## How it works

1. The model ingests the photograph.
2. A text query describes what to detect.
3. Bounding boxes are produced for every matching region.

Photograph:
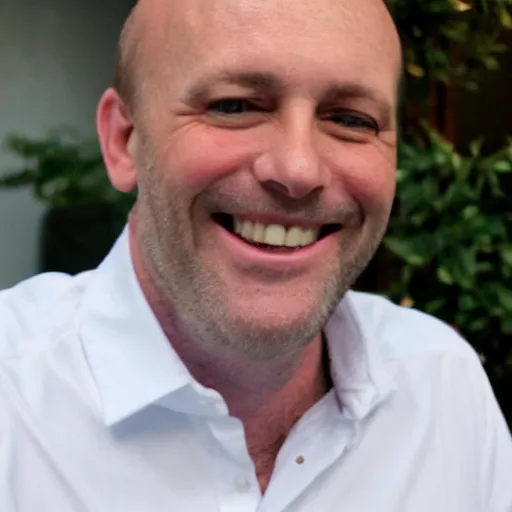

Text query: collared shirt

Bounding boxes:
[0,230,511,512]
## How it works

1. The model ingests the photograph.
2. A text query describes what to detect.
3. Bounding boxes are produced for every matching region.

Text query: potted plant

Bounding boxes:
[0,129,134,274]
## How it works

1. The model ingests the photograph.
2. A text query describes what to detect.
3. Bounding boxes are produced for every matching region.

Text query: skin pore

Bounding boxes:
[97,0,401,492]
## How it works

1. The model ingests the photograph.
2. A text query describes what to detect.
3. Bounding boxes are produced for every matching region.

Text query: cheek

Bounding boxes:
[330,144,396,215]
[161,127,260,194]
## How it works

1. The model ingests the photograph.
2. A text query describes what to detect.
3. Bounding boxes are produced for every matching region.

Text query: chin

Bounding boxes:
[236,292,320,320]
[226,322,319,360]
[225,296,333,350]
[232,273,344,320]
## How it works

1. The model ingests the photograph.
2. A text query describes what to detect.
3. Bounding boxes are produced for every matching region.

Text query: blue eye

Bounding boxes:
[330,112,380,134]
[208,99,255,115]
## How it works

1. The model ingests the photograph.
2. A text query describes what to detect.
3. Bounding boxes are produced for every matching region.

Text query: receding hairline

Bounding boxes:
[114,3,141,112]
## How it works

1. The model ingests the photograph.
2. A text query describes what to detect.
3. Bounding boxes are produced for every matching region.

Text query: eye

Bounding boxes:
[207,98,259,115]
[328,111,380,135]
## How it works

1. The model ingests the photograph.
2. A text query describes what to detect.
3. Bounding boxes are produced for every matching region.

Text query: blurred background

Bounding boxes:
[0,0,511,425]
[0,0,134,287]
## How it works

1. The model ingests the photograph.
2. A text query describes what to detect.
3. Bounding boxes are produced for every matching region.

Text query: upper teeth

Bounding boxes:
[234,218,319,247]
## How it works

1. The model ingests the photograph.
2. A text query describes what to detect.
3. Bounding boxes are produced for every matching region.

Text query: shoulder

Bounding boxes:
[0,271,93,358]
[346,292,512,497]
[344,290,503,426]
[345,290,480,363]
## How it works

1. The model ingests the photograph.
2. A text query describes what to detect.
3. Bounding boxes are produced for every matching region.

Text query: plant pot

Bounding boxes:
[39,202,124,275]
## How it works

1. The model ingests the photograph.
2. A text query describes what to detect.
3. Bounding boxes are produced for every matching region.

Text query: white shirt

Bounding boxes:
[0,230,511,512]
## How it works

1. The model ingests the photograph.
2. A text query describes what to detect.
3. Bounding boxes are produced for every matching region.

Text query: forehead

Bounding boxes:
[138,0,400,100]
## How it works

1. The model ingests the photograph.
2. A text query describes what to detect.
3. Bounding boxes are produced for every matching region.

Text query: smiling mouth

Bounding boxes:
[212,213,341,251]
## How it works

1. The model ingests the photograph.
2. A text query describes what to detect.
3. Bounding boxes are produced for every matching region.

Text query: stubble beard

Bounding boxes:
[135,155,388,363]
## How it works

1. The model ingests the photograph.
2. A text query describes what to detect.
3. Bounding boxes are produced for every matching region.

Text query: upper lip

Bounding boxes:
[222,213,340,230]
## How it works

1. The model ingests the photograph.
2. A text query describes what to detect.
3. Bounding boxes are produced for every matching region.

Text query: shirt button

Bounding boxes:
[234,474,251,493]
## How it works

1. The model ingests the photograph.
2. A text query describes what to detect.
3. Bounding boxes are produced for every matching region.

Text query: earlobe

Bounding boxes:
[96,88,137,193]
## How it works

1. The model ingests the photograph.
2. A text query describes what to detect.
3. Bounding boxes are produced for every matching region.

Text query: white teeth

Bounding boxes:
[285,226,304,247]
[252,222,266,243]
[301,229,317,246]
[264,225,287,246]
[241,220,254,240]
[233,218,320,248]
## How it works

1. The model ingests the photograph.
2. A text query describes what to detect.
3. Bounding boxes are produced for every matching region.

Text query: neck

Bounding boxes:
[129,220,332,490]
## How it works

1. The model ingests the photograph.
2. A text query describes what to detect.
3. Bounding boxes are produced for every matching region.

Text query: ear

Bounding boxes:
[97,88,138,193]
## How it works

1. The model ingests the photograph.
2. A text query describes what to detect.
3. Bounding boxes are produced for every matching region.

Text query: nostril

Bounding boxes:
[261,179,323,200]
[262,180,290,196]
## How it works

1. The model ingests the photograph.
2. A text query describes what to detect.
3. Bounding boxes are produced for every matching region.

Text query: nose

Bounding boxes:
[252,112,330,199]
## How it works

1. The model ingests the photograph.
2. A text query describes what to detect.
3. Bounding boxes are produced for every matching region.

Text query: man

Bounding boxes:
[1,0,511,510]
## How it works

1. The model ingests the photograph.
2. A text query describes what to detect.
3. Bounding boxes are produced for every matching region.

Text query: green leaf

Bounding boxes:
[462,206,479,220]
[477,261,494,273]
[468,317,489,332]
[425,297,447,315]
[501,318,512,335]
[478,283,500,310]
[487,171,505,197]
[483,56,500,70]
[459,293,476,312]
[470,139,483,157]
[496,286,512,313]
[383,237,427,266]
[500,8,512,29]
[437,266,454,285]
[396,168,408,182]
[451,153,463,170]
[450,248,476,289]
[491,43,509,54]
[0,170,35,187]
[483,217,507,239]
[493,160,512,173]
[501,245,512,267]
[412,25,422,38]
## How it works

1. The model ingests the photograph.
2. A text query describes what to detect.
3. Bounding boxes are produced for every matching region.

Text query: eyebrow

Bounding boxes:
[183,71,283,105]
[183,70,395,127]
[184,71,284,105]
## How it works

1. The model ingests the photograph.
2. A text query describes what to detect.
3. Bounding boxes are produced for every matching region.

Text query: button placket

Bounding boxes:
[205,416,262,512]
[234,474,252,493]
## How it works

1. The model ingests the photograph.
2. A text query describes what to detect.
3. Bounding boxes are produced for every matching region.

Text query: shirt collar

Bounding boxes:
[79,228,395,426]
[324,296,396,421]
[79,228,205,426]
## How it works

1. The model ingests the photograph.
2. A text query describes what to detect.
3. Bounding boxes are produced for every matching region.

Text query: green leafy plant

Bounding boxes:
[381,0,512,425]
[387,0,512,105]
[1,130,112,205]
[0,129,134,215]
[381,124,512,415]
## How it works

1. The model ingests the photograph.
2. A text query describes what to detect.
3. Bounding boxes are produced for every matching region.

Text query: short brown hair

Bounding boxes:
[113,5,139,112]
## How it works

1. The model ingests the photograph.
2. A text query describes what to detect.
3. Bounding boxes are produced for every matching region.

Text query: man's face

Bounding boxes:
[127,0,400,358]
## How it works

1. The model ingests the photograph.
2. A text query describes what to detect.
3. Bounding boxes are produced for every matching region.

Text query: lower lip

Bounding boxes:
[214,223,336,268]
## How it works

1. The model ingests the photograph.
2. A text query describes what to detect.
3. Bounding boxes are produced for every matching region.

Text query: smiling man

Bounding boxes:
[1,0,511,511]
